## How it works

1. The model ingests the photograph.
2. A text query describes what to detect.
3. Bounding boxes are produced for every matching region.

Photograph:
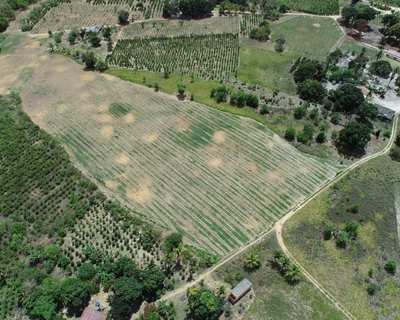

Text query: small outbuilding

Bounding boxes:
[228,278,252,304]
[87,26,101,34]
[376,104,396,122]
[80,307,107,320]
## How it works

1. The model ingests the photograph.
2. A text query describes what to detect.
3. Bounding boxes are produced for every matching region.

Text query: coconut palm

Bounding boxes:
[173,242,187,265]
[280,257,291,272]
[273,249,283,262]
[376,49,384,61]
[285,264,302,282]
[217,285,226,296]
[244,252,261,269]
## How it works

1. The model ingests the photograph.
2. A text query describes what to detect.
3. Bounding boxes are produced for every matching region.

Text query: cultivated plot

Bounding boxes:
[32,72,342,256]
[120,16,240,39]
[106,34,240,80]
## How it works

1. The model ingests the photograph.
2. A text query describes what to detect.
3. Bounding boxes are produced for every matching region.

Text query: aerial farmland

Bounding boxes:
[1,0,400,319]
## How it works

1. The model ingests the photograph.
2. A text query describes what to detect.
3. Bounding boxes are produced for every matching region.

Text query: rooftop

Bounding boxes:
[376,104,396,121]
[230,278,252,298]
[80,308,107,320]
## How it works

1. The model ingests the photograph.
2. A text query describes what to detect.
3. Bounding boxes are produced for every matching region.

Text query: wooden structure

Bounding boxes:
[80,307,107,320]
[228,278,252,304]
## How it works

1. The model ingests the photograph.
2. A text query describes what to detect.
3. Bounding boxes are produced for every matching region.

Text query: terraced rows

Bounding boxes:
[41,75,342,255]
[120,16,240,39]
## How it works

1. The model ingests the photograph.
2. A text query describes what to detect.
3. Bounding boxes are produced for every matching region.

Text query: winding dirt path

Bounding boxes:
[161,116,398,317]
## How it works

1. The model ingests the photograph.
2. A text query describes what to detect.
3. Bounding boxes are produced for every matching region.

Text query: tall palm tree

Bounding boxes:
[217,285,226,296]
[244,252,261,269]
[273,249,283,262]
[173,243,187,265]
[280,257,291,272]
[376,49,384,61]
[285,264,302,282]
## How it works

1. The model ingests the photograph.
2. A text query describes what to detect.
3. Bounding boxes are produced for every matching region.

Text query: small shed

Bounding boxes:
[87,26,101,34]
[80,307,107,320]
[228,278,252,304]
[376,104,396,122]
[358,85,370,97]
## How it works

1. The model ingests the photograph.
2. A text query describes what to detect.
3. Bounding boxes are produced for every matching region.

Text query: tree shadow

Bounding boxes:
[177,94,186,101]
[335,142,366,159]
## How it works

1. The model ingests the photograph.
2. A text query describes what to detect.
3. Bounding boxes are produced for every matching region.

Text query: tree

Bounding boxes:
[29,295,57,320]
[367,283,379,295]
[17,0,28,10]
[375,50,384,61]
[90,35,101,47]
[384,259,398,275]
[118,10,130,24]
[379,36,387,47]
[293,103,308,119]
[333,84,364,112]
[388,66,399,88]
[344,220,359,239]
[260,104,270,115]
[339,121,371,149]
[59,277,90,308]
[356,6,377,23]
[77,263,96,281]
[163,233,183,254]
[336,231,349,248]
[245,93,259,108]
[386,22,400,40]
[273,249,284,262]
[249,20,270,41]
[357,102,378,120]
[95,59,108,72]
[285,126,296,141]
[114,256,139,278]
[102,26,112,39]
[68,29,78,44]
[173,242,187,264]
[187,287,224,320]
[163,0,178,18]
[177,84,186,95]
[79,28,86,40]
[294,61,325,83]
[316,131,326,143]
[140,264,165,298]
[369,60,392,77]
[303,122,315,139]
[54,32,63,44]
[81,51,97,69]
[244,252,261,269]
[297,79,326,103]
[382,13,400,29]
[217,285,226,296]
[178,0,216,18]
[285,264,301,282]
[342,6,358,24]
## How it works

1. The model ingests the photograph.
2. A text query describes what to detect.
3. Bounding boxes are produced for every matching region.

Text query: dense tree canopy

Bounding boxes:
[177,0,216,17]
[339,121,371,149]
[297,79,326,102]
[163,233,183,253]
[187,287,224,320]
[294,61,326,83]
[333,84,364,112]
[369,60,392,77]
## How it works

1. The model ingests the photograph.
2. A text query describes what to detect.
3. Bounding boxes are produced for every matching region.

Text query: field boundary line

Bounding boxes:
[276,114,398,320]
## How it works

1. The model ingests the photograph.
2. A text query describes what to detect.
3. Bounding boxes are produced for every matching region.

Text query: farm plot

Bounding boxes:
[86,0,163,19]
[270,15,343,61]
[33,73,342,256]
[277,0,339,15]
[30,2,133,34]
[120,16,240,39]
[106,34,240,80]
[240,14,264,37]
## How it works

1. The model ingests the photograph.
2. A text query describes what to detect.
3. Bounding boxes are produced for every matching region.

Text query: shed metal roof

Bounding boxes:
[231,278,252,297]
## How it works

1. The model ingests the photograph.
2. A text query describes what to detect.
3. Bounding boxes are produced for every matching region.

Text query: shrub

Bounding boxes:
[260,104,270,115]
[345,220,359,239]
[323,225,334,240]
[336,231,349,248]
[316,131,326,143]
[384,259,398,275]
[293,104,307,119]
[285,127,296,141]
[367,283,379,295]
[296,131,309,143]
[346,204,360,213]
[95,59,108,72]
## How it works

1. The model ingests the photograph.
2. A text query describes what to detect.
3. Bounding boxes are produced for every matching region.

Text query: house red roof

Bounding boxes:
[80,308,107,320]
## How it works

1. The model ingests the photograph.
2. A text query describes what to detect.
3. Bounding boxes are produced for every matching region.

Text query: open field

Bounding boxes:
[270,16,343,61]
[120,16,240,38]
[30,2,132,34]
[210,233,345,319]
[0,33,343,257]
[283,155,400,319]
[238,45,296,94]
[107,33,240,80]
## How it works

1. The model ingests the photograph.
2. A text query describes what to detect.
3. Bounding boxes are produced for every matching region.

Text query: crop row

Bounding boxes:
[106,34,240,80]
[42,76,342,255]
[84,0,163,18]
[283,0,339,15]
[240,14,264,37]
[30,3,132,34]
[120,16,240,39]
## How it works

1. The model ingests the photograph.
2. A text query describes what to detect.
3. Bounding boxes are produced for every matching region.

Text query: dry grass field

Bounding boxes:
[2,34,342,257]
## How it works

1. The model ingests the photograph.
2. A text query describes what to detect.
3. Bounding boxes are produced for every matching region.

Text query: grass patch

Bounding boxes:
[271,15,343,61]
[283,155,400,319]
[0,33,25,53]
[214,233,346,319]
[238,45,296,94]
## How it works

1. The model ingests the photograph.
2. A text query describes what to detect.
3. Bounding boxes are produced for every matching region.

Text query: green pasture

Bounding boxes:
[238,45,296,94]
[271,16,343,61]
